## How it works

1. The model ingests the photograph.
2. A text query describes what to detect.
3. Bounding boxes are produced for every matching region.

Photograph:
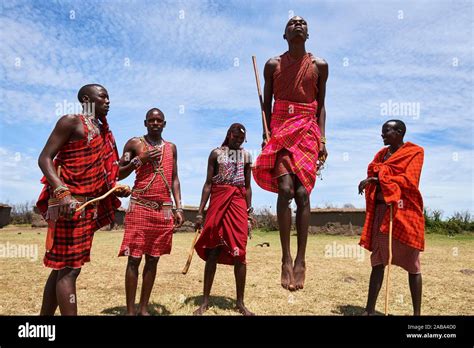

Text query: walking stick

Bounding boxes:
[384,204,393,316]
[75,184,130,212]
[182,228,201,275]
[252,56,270,142]
[45,166,61,252]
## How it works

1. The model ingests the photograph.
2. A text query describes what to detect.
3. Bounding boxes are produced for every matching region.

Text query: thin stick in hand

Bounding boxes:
[182,228,201,275]
[384,204,393,316]
[252,56,270,141]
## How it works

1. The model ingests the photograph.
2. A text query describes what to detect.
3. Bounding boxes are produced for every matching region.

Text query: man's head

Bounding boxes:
[382,119,406,146]
[284,16,309,43]
[77,84,110,119]
[222,123,246,150]
[144,108,166,136]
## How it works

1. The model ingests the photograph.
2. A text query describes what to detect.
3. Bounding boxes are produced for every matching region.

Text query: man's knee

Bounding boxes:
[127,256,142,270]
[145,255,159,267]
[58,267,81,281]
[295,186,309,206]
[278,181,295,201]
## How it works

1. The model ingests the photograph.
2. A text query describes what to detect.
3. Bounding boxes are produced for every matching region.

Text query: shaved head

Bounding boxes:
[384,119,406,136]
[146,108,165,120]
[77,84,106,103]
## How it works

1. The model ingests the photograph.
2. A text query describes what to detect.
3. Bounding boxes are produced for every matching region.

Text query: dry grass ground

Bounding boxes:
[0,225,472,316]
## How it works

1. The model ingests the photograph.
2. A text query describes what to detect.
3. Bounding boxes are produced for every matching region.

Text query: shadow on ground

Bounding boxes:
[184,295,236,310]
[101,302,171,316]
[332,304,384,316]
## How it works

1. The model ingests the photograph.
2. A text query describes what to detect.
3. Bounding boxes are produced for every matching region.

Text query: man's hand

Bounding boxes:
[194,214,203,230]
[59,195,79,220]
[139,147,162,164]
[114,185,131,198]
[358,177,378,195]
[318,143,328,164]
[175,210,184,228]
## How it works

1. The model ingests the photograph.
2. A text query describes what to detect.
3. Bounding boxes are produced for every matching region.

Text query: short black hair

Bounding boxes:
[146,108,165,120]
[77,84,105,103]
[384,119,406,136]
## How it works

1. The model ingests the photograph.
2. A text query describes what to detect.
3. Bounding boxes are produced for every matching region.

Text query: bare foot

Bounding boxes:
[293,261,306,290]
[235,302,255,316]
[125,312,136,316]
[137,311,151,316]
[193,303,209,316]
[281,261,296,291]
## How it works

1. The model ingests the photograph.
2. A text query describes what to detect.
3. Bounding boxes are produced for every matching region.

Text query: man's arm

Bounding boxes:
[38,115,82,219]
[263,58,278,139]
[315,58,329,160]
[195,150,218,229]
[38,115,79,189]
[170,143,184,227]
[244,152,252,210]
[118,138,140,180]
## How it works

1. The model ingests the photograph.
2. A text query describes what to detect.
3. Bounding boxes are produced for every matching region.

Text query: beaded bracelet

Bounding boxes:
[55,190,71,200]
[131,156,143,169]
[320,136,327,144]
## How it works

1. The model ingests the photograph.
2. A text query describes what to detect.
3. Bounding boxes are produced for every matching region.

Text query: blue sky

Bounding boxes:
[1,0,472,218]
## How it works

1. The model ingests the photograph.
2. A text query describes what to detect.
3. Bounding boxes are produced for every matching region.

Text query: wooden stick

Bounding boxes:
[384,204,393,316]
[75,184,130,212]
[45,166,62,252]
[182,228,201,275]
[252,56,270,141]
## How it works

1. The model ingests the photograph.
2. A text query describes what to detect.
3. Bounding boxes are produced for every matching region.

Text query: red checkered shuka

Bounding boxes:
[273,52,318,104]
[37,114,120,269]
[252,100,321,194]
[359,142,425,251]
[119,140,175,258]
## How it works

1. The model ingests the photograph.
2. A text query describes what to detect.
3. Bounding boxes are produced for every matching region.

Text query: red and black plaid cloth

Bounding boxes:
[360,142,425,251]
[118,140,175,258]
[273,51,318,104]
[37,115,120,269]
[252,100,321,194]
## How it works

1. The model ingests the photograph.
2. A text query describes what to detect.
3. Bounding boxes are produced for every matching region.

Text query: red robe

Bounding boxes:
[360,142,425,251]
[195,185,248,265]
[37,115,120,269]
[118,140,175,258]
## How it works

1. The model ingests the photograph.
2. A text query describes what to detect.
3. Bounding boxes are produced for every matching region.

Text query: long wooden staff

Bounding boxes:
[75,184,130,212]
[384,204,393,316]
[252,56,270,141]
[45,166,62,252]
[182,228,201,275]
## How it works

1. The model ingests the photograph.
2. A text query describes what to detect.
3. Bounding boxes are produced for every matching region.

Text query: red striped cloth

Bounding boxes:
[37,115,120,269]
[360,142,425,251]
[118,140,175,258]
[370,203,421,274]
[195,184,248,265]
[273,52,318,104]
[252,100,321,194]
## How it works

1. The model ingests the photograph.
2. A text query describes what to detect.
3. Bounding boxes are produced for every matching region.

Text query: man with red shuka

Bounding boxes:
[37,84,130,315]
[359,120,425,316]
[252,16,329,291]
[118,108,184,316]
[193,123,254,316]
